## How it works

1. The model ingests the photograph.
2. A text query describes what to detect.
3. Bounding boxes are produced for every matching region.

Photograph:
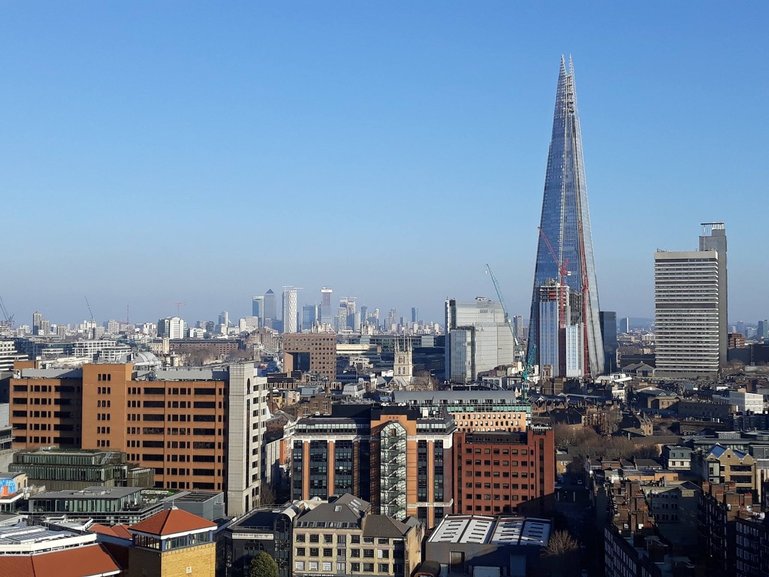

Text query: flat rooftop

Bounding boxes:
[428,515,551,548]
[32,487,141,500]
[0,523,95,549]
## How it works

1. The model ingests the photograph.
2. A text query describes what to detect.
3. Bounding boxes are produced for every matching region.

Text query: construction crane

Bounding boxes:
[84,296,96,339]
[485,264,519,349]
[485,264,533,386]
[0,297,14,330]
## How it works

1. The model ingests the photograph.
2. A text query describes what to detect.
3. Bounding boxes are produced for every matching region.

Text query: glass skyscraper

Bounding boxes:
[527,58,603,378]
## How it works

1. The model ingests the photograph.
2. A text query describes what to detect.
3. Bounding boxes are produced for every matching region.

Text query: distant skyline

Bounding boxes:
[2,3,767,325]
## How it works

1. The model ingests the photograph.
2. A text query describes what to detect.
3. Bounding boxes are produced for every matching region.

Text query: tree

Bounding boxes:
[543,529,580,556]
[250,551,278,577]
[540,530,581,577]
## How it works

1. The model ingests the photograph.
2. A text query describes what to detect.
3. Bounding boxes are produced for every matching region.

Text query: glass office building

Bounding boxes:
[528,58,603,378]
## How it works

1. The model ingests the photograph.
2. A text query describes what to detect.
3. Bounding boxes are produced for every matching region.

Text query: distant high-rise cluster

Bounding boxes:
[527,57,603,378]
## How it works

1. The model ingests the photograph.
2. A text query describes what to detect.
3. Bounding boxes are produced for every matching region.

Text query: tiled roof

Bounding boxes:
[0,543,120,577]
[90,523,133,540]
[129,507,215,537]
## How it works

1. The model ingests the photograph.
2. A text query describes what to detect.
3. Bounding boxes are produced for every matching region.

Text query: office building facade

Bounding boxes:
[10,361,268,516]
[600,310,618,374]
[527,58,603,378]
[282,333,337,384]
[452,428,555,515]
[283,287,298,334]
[655,245,724,377]
[320,287,333,328]
[699,222,728,366]
[445,298,515,384]
[290,406,454,529]
[264,289,277,329]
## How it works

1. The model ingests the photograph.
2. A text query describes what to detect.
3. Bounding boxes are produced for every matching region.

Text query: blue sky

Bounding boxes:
[1,2,767,326]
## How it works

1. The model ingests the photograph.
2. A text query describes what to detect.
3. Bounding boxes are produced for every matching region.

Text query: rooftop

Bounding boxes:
[295,494,370,529]
[31,487,140,500]
[0,543,120,577]
[428,515,551,548]
[129,507,216,538]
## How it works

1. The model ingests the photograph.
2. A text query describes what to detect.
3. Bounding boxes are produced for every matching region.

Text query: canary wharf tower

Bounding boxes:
[527,57,603,378]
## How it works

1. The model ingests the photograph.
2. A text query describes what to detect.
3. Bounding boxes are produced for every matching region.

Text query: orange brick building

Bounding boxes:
[452,427,555,515]
[10,361,268,516]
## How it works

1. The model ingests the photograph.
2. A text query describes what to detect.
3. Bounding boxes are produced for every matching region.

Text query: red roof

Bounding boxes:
[0,543,120,577]
[90,523,133,540]
[129,508,215,537]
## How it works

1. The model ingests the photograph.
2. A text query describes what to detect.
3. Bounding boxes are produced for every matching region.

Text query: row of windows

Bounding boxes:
[13,384,78,393]
[464,447,528,455]
[464,492,531,500]
[464,470,530,478]
[126,386,220,395]
[465,459,533,467]
[464,482,531,490]
[295,534,387,545]
[294,562,388,573]
[13,410,76,419]
[15,435,78,445]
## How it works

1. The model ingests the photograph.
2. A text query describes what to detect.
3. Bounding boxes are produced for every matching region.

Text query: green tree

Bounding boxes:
[250,551,278,577]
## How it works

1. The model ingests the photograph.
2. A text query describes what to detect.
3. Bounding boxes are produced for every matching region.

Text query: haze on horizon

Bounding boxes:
[1,2,767,327]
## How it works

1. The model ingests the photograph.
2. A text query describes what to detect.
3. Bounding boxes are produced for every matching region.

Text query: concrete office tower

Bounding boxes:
[320,287,333,327]
[32,311,43,336]
[263,289,276,329]
[282,287,298,333]
[528,57,603,378]
[445,298,515,384]
[157,316,186,339]
[699,222,728,366]
[655,248,722,377]
[411,307,419,324]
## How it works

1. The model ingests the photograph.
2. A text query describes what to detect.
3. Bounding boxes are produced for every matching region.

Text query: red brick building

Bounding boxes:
[452,427,555,515]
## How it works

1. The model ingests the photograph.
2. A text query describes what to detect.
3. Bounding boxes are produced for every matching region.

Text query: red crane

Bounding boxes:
[538,227,570,327]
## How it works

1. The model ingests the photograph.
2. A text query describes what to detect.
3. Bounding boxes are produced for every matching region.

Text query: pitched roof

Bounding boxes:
[296,494,371,528]
[128,507,215,538]
[0,543,120,577]
[362,514,410,538]
[90,523,132,540]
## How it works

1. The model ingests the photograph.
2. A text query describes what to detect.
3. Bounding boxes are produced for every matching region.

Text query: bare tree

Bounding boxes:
[540,530,581,577]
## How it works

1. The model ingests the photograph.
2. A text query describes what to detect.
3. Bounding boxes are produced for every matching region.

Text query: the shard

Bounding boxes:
[527,57,603,378]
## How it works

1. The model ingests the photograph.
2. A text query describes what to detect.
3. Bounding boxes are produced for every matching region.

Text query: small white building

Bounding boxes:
[728,390,765,414]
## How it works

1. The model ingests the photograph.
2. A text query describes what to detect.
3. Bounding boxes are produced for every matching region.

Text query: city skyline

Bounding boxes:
[2,3,768,325]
